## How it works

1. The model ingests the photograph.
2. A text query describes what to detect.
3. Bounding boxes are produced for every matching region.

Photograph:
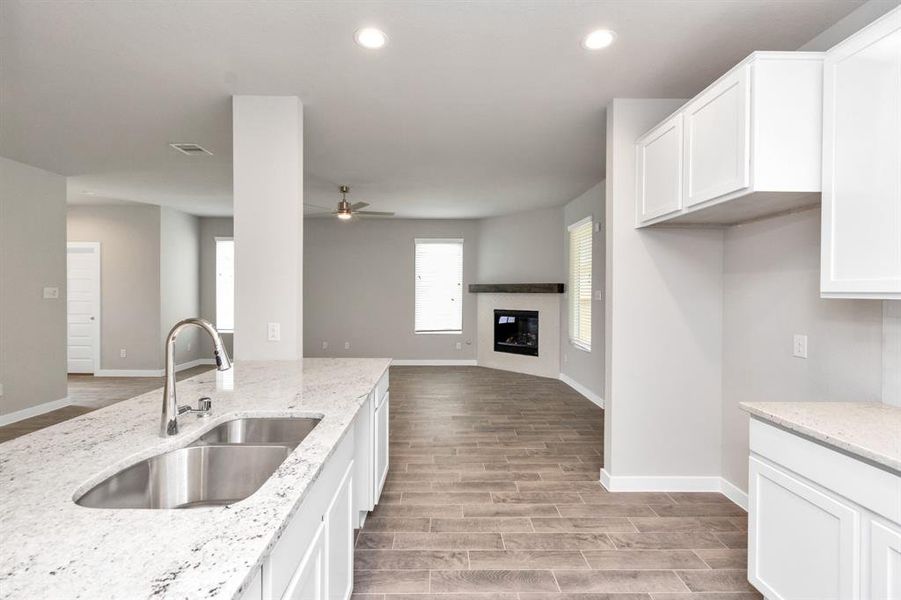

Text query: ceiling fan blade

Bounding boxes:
[356,210,395,217]
[350,202,370,210]
[303,203,334,210]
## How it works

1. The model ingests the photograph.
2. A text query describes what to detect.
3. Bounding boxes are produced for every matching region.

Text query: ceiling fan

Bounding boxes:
[307,185,395,220]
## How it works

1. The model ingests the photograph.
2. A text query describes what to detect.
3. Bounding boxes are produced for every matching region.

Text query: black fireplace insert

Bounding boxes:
[493,309,539,356]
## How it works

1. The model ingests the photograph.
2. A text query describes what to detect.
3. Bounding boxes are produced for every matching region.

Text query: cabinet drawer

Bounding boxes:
[749,456,861,600]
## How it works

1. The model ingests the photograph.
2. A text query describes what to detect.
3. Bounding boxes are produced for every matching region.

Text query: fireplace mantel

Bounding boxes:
[468,283,564,294]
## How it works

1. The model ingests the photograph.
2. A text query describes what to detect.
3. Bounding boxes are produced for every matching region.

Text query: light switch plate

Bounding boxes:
[321,341,328,350]
[43,286,59,299]
[267,322,281,342]
[344,341,350,350]
[793,334,808,359]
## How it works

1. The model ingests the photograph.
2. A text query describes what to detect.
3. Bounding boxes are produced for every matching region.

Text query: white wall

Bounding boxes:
[477,207,564,283]
[721,209,885,489]
[0,157,68,417]
[160,207,201,365]
[233,96,303,360]
[604,99,725,482]
[199,217,234,357]
[303,218,479,361]
[560,182,606,402]
[67,204,162,371]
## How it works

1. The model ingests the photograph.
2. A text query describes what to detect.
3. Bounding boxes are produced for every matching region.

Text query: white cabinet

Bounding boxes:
[282,522,325,600]
[820,7,901,299]
[325,463,354,600]
[683,64,750,207]
[749,456,860,599]
[374,390,389,498]
[869,519,901,600]
[353,390,374,527]
[749,418,901,600]
[240,568,263,600]
[636,52,824,227]
[636,113,683,222]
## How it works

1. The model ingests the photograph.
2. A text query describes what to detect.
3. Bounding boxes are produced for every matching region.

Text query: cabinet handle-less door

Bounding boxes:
[282,522,325,600]
[749,456,861,600]
[869,519,901,600]
[325,462,354,600]
[683,64,751,207]
[374,392,389,500]
[636,113,683,223]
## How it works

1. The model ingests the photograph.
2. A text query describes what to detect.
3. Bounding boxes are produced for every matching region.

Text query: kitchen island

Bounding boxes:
[0,358,390,600]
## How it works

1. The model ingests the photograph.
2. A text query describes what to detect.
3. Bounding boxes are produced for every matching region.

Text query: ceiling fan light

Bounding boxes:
[337,211,352,220]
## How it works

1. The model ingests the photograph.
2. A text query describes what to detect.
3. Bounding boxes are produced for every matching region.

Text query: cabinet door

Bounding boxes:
[683,64,751,207]
[374,392,389,501]
[749,456,861,600]
[353,391,374,525]
[821,8,901,298]
[636,113,683,223]
[325,462,354,600]
[870,519,901,600]
[282,522,325,600]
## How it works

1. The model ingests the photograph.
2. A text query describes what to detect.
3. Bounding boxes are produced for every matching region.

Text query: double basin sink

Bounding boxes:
[75,417,320,510]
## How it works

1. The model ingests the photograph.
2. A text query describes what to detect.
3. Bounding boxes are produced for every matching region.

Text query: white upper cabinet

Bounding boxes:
[636,113,683,222]
[636,52,824,227]
[683,64,751,207]
[820,7,901,299]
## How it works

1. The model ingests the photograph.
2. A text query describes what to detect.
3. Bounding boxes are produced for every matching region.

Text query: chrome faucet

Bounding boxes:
[161,318,232,437]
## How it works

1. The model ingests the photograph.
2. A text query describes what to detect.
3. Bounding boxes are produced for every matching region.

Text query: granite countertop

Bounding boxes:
[0,358,391,600]
[741,401,901,473]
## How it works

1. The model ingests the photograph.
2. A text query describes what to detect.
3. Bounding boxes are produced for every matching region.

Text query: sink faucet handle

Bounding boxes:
[198,397,212,412]
[177,397,213,417]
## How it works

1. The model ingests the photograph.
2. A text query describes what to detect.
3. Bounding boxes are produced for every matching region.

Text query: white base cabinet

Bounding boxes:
[749,419,901,600]
[352,370,389,528]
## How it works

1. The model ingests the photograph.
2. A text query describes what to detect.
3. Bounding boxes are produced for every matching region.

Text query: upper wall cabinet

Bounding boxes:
[636,52,824,227]
[820,7,901,300]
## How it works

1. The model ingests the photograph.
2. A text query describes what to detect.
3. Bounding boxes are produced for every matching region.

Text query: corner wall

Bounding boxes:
[0,157,68,418]
[477,207,564,283]
[160,207,202,365]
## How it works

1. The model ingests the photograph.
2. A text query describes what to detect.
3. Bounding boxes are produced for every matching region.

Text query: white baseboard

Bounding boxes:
[559,373,604,408]
[94,358,215,378]
[0,396,72,427]
[391,359,478,366]
[600,468,748,510]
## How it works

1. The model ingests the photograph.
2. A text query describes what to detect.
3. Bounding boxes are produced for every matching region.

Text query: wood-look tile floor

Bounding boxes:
[354,366,759,600]
[0,366,214,443]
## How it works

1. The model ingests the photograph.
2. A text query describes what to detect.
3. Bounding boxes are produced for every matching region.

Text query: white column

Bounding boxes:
[232,96,303,360]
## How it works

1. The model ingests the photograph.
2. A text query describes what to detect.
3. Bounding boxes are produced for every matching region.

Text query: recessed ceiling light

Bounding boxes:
[354,27,388,49]
[583,29,616,50]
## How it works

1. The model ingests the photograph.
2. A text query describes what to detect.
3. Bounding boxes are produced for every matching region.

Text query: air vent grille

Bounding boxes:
[169,143,213,156]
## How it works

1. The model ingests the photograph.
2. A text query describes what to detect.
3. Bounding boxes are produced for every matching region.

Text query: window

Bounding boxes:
[414,238,463,333]
[568,217,592,351]
[215,237,235,332]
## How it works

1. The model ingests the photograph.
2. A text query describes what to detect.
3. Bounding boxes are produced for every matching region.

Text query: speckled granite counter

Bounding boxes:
[0,358,390,600]
[741,401,901,474]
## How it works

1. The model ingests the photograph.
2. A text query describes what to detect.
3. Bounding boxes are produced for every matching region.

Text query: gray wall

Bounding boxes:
[199,217,234,357]
[560,182,606,400]
[477,207,564,283]
[160,207,201,364]
[67,204,162,371]
[303,218,479,360]
[0,157,68,417]
[721,209,884,490]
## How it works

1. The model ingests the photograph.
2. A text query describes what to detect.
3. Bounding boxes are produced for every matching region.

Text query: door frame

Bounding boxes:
[67,242,101,374]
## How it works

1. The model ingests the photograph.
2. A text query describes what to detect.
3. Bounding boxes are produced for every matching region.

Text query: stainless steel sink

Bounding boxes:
[75,444,292,509]
[191,417,320,449]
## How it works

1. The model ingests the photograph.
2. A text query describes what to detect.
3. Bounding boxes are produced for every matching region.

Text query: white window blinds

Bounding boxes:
[414,238,463,333]
[215,238,235,332]
[568,218,592,350]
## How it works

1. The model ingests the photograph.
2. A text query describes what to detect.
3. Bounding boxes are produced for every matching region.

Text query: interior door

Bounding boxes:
[67,243,100,374]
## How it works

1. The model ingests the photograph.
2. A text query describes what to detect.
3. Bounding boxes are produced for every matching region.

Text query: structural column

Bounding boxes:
[232,96,303,360]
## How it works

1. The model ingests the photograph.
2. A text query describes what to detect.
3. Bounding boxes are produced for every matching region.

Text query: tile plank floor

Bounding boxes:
[353,366,759,600]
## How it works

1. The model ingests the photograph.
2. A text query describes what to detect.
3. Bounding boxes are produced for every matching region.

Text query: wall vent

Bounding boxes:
[169,142,213,156]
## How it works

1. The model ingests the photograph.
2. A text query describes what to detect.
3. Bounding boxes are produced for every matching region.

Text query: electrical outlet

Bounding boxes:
[595,290,603,301]
[0,383,4,397]
[344,341,350,350]
[593,222,601,233]
[186,342,191,352]
[120,348,127,358]
[321,341,328,350]
[793,334,808,359]
[42,286,59,299]
[455,342,462,350]
[267,322,281,342]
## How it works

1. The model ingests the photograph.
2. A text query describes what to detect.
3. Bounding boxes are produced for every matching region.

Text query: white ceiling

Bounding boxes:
[1,1,861,218]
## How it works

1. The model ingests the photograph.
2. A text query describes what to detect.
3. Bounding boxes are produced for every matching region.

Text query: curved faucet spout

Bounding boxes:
[161,318,232,437]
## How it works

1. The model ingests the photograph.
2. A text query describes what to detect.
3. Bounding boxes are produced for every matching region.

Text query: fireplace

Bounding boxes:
[493,309,539,356]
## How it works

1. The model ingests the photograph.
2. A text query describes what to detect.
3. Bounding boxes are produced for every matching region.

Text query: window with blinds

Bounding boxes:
[568,217,592,351]
[414,238,464,334]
